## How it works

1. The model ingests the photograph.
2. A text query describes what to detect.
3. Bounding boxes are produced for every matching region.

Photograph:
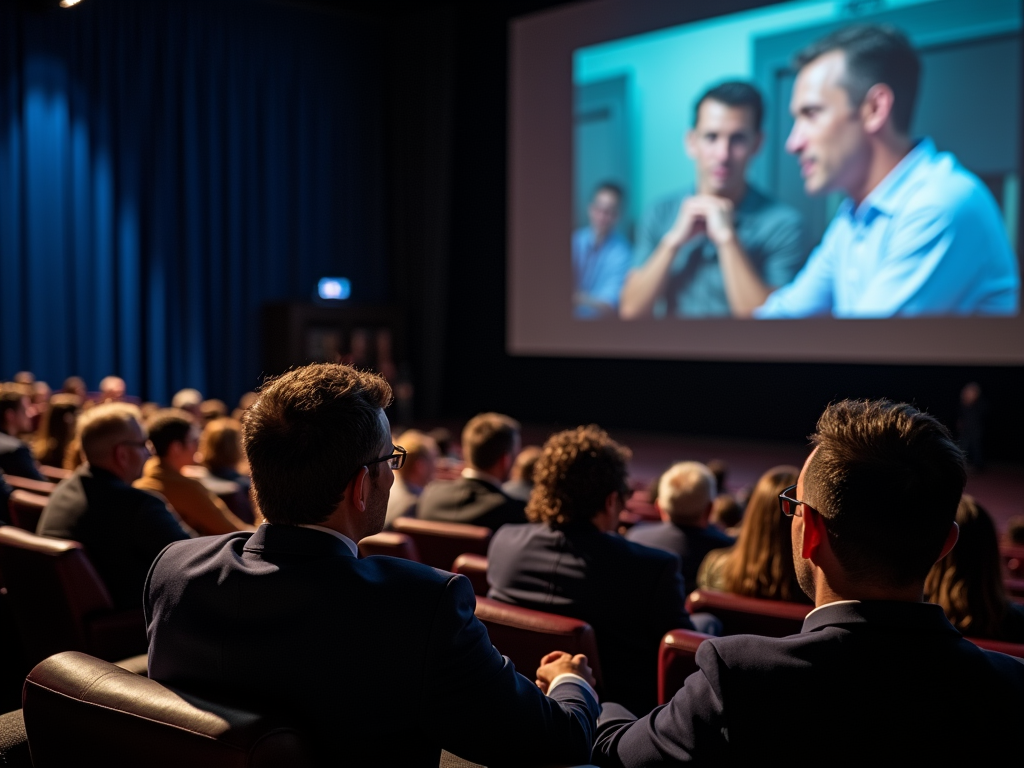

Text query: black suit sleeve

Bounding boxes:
[129,493,191,566]
[1,445,45,481]
[593,642,729,766]
[418,573,599,767]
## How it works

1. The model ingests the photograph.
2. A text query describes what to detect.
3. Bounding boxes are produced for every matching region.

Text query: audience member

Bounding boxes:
[705,458,728,495]
[488,425,716,716]
[198,416,254,523]
[231,390,258,422]
[384,429,438,528]
[924,494,1024,642]
[593,399,1024,766]
[626,461,734,589]
[0,389,46,480]
[502,444,542,502]
[709,493,743,535]
[134,409,253,535]
[37,403,190,610]
[33,393,81,467]
[696,465,806,602]
[61,376,87,399]
[171,388,203,421]
[418,412,527,530]
[958,382,986,470]
[146,363,599,766]
[199,398,228,425]
[1007,515,1024,546]
[98,375,126,403]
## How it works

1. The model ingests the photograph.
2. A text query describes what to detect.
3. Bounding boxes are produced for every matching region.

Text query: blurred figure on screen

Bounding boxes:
[573,182,631,318]
[621,81,805,319]
[755,25,1019,318]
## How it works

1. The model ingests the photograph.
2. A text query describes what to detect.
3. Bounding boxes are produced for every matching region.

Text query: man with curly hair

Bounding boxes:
[488,425,718,716]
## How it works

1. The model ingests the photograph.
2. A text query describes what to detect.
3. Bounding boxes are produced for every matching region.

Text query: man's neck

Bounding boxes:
[697,179,746,205]
[813,570,923,607]
[847,134,913,206]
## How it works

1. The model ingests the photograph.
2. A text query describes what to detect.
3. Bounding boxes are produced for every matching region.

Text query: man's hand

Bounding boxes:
[661,197,705,251]
[686,195,736,246]
[535,651,596,694]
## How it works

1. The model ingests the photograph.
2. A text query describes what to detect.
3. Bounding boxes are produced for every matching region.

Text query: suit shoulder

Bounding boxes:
[607,531,681,570]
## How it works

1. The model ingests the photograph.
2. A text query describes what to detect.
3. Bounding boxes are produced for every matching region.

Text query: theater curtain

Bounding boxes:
[0,0,385,404]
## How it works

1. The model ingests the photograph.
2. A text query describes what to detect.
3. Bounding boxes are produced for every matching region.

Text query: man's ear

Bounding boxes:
[861,83,895,135]
[684,129,697,159]
[801,507,828,562]
[350,466,370,512]
[937,522,959,561]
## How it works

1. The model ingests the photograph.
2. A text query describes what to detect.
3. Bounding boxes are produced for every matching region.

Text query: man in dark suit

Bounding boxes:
[593,399,1024,766]
[37,403,191,611]
[488,425,718,717]
[146,364,600,767]
[0,390,45,480]
[626,461,734,589]
[417,411,527,531]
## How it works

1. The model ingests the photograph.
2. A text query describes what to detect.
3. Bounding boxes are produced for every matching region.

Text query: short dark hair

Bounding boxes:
[243,364,393,525]
[693,81,764,133]
[794,24,920,135]
[146,409,195,457]
[527,425,631,528]
[462,413,520,471]
[804,399,965,586]
[592,181,624,202]
[0,390,26,432]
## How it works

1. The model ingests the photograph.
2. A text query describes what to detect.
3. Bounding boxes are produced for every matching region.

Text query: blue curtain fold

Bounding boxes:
[0,0,386,404]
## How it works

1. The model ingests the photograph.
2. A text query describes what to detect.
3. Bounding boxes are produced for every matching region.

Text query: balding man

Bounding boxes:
[37,403,190,611]
[626,461,735,590]
[384,429,439,528]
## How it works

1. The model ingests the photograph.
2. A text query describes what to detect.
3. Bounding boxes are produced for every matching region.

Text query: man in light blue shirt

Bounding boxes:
[572,182,631,319]
[753,25,1019,318]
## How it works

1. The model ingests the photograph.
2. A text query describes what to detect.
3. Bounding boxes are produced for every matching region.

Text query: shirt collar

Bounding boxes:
[296,524,359,557]
[852,137,936,219]
[461,467,505,489]
[805,599,861,621]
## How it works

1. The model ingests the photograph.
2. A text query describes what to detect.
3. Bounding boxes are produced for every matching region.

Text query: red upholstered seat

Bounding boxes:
[451,553,488,596]
[1001,544,1024,579]
[7,491,47,533]
[0,527,146,665]
[37,466,71,484]
[392,517,491,570]
[966,636,1024,659]
[358,531,420,561]
[23,651,316,768]
[3,476,56,496]
[474,596,603,688]
[658,629,714,704]
[624,491,660,522]
[686,588,811,637]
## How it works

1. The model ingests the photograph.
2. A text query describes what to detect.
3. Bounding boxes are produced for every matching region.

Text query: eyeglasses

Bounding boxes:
[365,445,406,471]
[778,484,812,518]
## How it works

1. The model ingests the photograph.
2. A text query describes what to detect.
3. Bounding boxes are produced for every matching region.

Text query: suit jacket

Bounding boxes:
[625,522,735,591]
[37,464,190,610]
[418,475,526,531]
[0,432,44,481]
[134,457,250,535]
[593,601,1024,767]
[0,471,11,523]
[145,524,599,767]
[488,522,693,716]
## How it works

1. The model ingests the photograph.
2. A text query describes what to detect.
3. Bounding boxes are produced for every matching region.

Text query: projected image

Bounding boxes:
[572,0,1022,320]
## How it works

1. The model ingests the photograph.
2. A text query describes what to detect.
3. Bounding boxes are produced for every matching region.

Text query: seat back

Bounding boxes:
[24,651,316,768]
[358,531,420,561]
[3,476,56,496]
[38,466,71,484]
[451,553,488,596]
[1001,544,1024,579]
[658,629,714,705]
[7,491,47,532]
[0,527,114,665]
[686,588,811,637]
[392,517,491,570]
[475,596,603,688]
[967,635,1024,660]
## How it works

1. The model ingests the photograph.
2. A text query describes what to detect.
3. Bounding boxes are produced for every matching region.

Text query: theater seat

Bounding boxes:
[3,476,56,496]
[392,517,491,571]
[23,651,316,768]
[38,466,71,484]
[686,588,811,637]
[474,596,603,689]
[7,491,47,532]
[967,636,1024,660]
[624,491,660,522]
[451,553,488,596]
[0,527,146,666]
[658,629,714,704]
[358,531,420,561]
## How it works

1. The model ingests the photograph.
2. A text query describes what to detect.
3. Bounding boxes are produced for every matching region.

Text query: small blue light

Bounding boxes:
[318,277,351,300]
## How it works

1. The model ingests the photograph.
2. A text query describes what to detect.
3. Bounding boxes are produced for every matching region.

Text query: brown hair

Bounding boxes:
[527,425,630,528]
[461,413,520,471]
[510,445,543,483]
[77,402,143,464]
[924,495,1010,639]
[720,465,804,602]
[200,417,244,470]
[33,394,82,466]
[145,409,195,458]
[243,363,392,525]
[804,399,965,586]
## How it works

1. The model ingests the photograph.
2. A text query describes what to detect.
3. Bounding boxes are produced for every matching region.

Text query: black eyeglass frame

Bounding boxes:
[365,445,406,471]
[778,484,814,518]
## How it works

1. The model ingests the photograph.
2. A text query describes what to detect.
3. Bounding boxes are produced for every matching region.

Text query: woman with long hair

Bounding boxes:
[925,494,1024,642]
[33,393,81,468]
[697,464,810,603]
